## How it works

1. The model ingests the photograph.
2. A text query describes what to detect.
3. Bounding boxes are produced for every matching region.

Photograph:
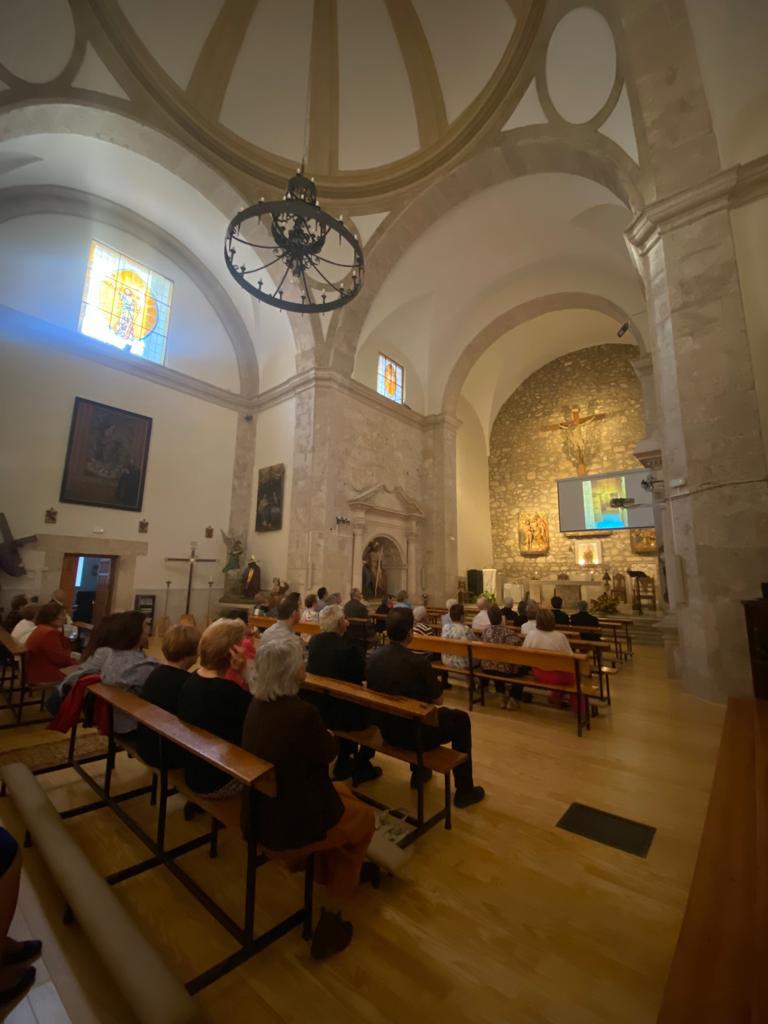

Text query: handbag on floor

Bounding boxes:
[367,809,415,877]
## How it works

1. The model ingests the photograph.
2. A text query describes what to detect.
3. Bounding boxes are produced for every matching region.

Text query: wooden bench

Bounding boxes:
[599,617,633,660]
[59,683,311,994]
[1,761,202,1024]
[657,698,768,1023]
[302,672,465,845]
[0,626,54,727]
[504,626,616,703]
[409,634,595,735]
[249,614,320,637]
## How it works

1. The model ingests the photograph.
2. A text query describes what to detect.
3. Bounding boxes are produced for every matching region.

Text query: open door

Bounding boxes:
[92,557,116,626]
[58,554,79,616]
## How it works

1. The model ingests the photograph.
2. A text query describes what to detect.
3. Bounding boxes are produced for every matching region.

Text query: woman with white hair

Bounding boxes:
[412,605,433,636]
[241,634,376,960]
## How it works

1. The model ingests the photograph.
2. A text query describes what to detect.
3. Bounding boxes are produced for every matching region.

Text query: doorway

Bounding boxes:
[59,554,118,626]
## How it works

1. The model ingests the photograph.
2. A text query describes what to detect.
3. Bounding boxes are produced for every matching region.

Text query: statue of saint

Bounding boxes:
[220,530,244,574]
[242,558,261,598]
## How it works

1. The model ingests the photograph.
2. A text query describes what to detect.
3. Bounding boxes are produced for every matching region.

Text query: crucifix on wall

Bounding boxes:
[544,403,611,476]
[165,542,216,615]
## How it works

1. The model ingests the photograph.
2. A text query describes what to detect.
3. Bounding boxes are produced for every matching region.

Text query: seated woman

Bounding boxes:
[480,605,525,707]
[136,623,201,768]
[10,605,38,647]
[99,612,158,736]
[25,602,75,687]
[412,605,433,636]
[241,634,375,960]
[176,619,252,799]
[521,608,577,710]
[440,602,474,672]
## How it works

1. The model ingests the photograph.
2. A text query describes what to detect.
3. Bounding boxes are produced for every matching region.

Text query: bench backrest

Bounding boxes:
[408,634,471,658]
[89,683,276,796]
[470,640,588,675]
[303,672,440,726]
[0,627,25,656]
[249,615,320,636]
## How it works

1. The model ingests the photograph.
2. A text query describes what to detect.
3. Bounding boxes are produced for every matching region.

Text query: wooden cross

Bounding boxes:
[165,543,216,615]
[0,514,37,577]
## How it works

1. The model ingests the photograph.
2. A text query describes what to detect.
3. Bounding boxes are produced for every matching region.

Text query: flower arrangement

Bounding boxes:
[590,592,619,615]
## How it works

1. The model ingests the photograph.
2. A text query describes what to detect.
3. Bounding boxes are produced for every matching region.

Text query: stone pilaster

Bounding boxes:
[229,412,256,543]
[421,414,459,604]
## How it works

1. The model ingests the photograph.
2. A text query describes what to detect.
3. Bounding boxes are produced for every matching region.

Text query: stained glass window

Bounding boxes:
[376,354,404,404]
[78,241,173,365]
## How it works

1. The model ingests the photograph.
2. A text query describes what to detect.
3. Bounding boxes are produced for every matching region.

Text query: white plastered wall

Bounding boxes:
[0,212,240,392]
[249,398,295,585]
[456,396,492,577]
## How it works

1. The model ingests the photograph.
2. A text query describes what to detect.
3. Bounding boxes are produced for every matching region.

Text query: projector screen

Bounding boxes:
[557,469,655,532]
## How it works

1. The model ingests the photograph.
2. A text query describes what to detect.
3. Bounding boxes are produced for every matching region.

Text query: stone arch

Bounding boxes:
[0,183,260,398]
[442,291,643,417]
[0,102,310,368]
[322,127,645,374]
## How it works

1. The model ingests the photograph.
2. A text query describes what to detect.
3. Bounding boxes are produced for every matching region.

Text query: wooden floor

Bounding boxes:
[0,648,725,1024]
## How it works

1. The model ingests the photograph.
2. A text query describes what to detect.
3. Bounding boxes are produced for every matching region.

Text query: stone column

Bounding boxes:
[350,516,365,594]
[421,414,459,604]
[406,521,418,598]
[229,412,256,542]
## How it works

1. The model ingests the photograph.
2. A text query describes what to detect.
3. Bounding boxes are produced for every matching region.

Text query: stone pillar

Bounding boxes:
[421,414,459,604]
[406,521,418,598]
[229,412,256,542]
[620,0,768,700]
[350,517,365,594]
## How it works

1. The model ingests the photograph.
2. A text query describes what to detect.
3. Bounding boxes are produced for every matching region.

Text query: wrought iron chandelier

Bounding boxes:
[224,166,364,314]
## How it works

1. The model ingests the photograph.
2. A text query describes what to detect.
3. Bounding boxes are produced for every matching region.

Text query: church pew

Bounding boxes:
[56,683,311,994]
[598,618,633,660]
[249,614,320,636]
[302,672,464,843]
[0,627,53,728]
[1,762,203,1024]
[503,627,616,702]
[657,698,768,1023]
[408,634,594,735]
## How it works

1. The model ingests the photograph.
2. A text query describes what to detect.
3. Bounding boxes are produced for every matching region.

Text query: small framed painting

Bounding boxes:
[574,539,603,566]
[60,397,152,512]
[255,463,285,532]
[630,527,657,554]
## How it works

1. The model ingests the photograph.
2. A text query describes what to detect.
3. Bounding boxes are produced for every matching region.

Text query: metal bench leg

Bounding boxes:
[244,839,257,944]
[209,817,220,859]
[67,722,78,765]
[416,727,425,828]
[156,765,169,851]
[149,772,158,807]
[444,772,452,831]
[302,854,314,940]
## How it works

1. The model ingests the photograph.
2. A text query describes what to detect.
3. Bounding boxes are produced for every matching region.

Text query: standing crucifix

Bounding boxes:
[165,542,216,615]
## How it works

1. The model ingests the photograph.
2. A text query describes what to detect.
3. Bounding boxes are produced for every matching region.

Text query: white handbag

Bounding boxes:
[367,809,415,877]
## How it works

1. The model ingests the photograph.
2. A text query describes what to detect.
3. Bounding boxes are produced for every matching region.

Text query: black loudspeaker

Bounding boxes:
[467,569,484,594]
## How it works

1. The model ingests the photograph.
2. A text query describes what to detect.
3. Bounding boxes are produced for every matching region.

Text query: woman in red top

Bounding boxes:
[25,603,74,685]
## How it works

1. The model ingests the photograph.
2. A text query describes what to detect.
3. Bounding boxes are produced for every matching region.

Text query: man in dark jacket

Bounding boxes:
[366,608,485,808]
[550,595,570,625]
[569,600,601,640]
[306,604,381,784]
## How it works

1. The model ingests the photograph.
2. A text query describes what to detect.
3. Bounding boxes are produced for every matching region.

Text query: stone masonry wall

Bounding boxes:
[489,344,657,585]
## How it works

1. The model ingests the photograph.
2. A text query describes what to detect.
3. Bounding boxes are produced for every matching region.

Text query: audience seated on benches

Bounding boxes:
[440,602,474,671]
[305,605,381,785]
[301,593,320,627]
[550,596,570,626]
[480,605,525,708]
[569,600,601,640]
[440,599,458,630]
[99,612,158,735]
[520,602,539,637]
[135,623,201,768]
[47,611,131,715]
[242,635,376,960]
[366,608,485,808]
[471,597,491,632]
[177,619,252,799]
[0,826,42,1009]
[25,602,75,687]
[412,605,433,636]
[260,597,303,646]
[522,608,577,710]
[343,589,368,620]
[9,604,37,647]
[500,597,523,627]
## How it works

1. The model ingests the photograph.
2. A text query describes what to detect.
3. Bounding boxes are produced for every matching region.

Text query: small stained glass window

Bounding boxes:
[376,354,404,404]
[78,240,173,365]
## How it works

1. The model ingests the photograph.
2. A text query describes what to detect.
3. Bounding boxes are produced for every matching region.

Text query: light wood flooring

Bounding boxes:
[0,648,725,1024]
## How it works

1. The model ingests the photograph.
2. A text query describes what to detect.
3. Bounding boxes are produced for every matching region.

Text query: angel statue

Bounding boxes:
[221,530,245,574]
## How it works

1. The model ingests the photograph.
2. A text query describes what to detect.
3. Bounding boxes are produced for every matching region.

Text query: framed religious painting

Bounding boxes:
[574,539,603,566]
[255,463,285,532]
[518,511,549,555]
[59,397,152,512]
[630,527,657,554]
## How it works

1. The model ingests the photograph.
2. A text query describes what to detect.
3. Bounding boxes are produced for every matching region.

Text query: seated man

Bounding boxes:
[260,597,302,646]
[306,605,381,784]
[366,608,485,808]
[393,590,411,608]
[343,589,368,620]
[550,596,570,626]
[471,596,491,632]
[569,599,601,640]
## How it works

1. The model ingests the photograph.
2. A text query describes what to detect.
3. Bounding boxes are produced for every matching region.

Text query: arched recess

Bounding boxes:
[0,103,309,367]
[322,125,645,374]
[442,291,644,417]
[0,184,260,398]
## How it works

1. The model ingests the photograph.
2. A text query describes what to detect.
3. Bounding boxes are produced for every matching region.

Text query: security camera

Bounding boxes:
[617,322,629,338]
